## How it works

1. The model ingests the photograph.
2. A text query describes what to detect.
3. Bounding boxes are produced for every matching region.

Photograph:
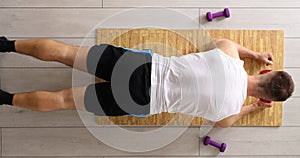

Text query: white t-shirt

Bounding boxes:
[150,48,248,122]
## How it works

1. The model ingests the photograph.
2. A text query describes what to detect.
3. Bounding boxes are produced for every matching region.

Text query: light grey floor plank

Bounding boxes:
[104,155,299,158]
[0,106,83,127]
[0,9,113,38]
[0,9,199,38]
[0,0,102,7]
[0,128,2,157]
[0,38,95,68]
[199,127,300,156]
[200,9,300,37]
[2,127,199,156]
[107,157,201,158]
[103,0,300,8]
[0,68,93,93]
[283,98,300,126]
[2,157,101,158]
[285,38,300,68]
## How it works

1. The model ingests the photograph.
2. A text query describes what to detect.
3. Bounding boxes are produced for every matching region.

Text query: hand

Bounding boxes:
[257,52,274,66]
[255,100,273,109]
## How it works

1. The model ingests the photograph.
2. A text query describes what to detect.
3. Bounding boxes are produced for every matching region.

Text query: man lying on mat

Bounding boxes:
[0,36,294,128]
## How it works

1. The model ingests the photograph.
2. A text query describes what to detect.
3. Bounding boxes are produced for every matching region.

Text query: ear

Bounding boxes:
[259,69,272,74]
[258,69,272,103]
[260,98,272,103]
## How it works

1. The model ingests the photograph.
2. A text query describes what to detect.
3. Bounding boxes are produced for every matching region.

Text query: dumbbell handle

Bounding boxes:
[212,11,225,18]
[208,140,222,148]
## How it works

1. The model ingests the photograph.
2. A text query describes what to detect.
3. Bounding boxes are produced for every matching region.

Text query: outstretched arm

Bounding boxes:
[235,41,274,65]
[215,39,274,65]
[214,101,272,128]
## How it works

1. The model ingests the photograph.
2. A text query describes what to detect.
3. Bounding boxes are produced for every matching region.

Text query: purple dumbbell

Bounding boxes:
[203,136,227,152]
[206,8,230,22]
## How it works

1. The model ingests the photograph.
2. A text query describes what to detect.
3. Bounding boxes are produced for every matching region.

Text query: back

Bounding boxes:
[200,48,248,121]
[150,48,248,122]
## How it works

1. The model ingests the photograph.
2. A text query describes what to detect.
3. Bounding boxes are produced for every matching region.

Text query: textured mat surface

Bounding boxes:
[95,28,284,126]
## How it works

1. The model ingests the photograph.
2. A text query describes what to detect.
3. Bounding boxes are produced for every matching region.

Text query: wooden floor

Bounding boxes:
[0,0,300,157]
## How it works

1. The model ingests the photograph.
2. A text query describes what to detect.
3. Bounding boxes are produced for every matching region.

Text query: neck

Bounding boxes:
[247,75,263,98]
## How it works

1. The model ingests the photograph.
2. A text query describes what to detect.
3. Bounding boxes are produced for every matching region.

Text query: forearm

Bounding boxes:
[215,103,261,128]
[235,103,261,121]
[235,42,259,59]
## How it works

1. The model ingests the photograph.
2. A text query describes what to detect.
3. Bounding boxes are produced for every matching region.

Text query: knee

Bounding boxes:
[39,39,70,62]
[61,89,75,110]
[55,45,78,66]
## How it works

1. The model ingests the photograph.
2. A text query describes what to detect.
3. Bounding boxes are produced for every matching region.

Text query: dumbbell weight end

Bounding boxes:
[206,8,230,22]
[203,136,227,152]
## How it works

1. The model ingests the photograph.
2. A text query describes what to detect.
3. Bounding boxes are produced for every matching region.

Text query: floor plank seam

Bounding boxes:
[0,7,103,9]
[101,6,300,9]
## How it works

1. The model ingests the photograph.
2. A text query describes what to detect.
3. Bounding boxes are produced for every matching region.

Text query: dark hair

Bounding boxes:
[264,71,294,101]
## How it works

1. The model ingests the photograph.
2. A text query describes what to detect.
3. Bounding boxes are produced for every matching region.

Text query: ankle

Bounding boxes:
[0,37,16,52]
[0,89,14,105]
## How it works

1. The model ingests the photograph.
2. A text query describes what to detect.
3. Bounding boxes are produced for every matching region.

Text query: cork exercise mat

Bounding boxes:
[95,28,284,126]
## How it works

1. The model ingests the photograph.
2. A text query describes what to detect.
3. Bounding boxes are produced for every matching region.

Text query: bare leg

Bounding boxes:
[14,39,90,72]
[12,86,87,112]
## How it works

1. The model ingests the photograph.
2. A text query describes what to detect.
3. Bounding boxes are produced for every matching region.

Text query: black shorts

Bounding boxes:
[84,44,152,117]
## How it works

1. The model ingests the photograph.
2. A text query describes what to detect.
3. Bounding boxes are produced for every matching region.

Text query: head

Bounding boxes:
[248,71,294,101]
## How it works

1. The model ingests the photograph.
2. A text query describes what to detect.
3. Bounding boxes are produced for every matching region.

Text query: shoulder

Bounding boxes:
[214,39,240,60]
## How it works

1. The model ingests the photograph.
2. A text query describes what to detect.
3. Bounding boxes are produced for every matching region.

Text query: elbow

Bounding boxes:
[214,123,231,128]
[214,38,231,44]
[214,120,234,128]
[216,125,231,128]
